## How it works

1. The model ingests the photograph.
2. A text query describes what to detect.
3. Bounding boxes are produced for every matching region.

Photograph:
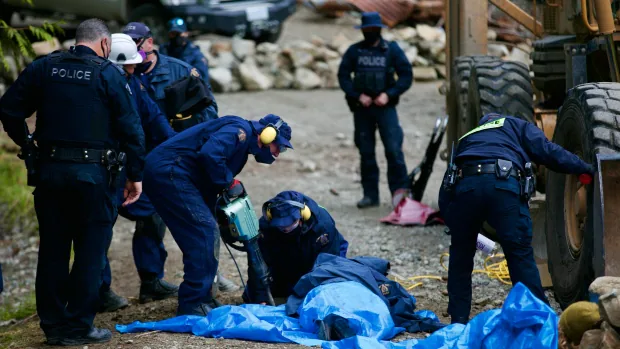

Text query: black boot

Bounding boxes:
[46,327,112,346]
[99,289,128,313]
[357,197,379,209]
[176,299,220,317]
[450,316,469,324]
[316,314,356,341]
[139,278,179,304]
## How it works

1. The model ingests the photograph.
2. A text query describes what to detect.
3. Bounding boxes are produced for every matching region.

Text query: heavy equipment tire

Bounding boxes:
[545,82,620,309]
[446,55,500,154]
[531,35,575,109]
[468,60,535,123]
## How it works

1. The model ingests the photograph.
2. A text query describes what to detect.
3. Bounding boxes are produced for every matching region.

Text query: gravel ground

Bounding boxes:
[0,7,560,348]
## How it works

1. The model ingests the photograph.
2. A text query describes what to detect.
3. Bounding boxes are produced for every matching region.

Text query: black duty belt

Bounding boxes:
[459,163,520,179]
[40,147,106,164]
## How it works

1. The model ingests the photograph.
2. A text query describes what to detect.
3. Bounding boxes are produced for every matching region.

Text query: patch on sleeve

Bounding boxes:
[190,67,200,78]
[238,129,246,142]
[125,83,132,95]
[379,283,390,296]
[316,234,329,246]
[139,83,146,91]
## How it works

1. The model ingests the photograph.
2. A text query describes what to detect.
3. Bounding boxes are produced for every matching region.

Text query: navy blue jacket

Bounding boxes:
[338,38,413,102]
[159,41,209,82]
[0,46,145,181]
[247,193,349,303]
[456,115,594,174]
[127,74,177,151]
[138,51,218,122]
[144,115,255,209]
[285,254,446,333]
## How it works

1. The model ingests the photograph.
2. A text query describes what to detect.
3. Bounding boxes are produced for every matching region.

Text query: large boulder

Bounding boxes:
[590,277,620,297]
[237,58,273,91]
[329,32,352,51]
[214,51,239,70]
[209,67,234,93]
[416,24,443,42]
[413,67,438,81]
[293,68,322,90]
[232,37,256,61]
[273,70,294,89]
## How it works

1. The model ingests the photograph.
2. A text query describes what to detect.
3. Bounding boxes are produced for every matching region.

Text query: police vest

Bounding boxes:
[37,50,112,148]
[353,42,395,97]
[459,118,506,141]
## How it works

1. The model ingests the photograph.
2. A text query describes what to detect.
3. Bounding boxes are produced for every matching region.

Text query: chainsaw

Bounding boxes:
[216,190,276,306]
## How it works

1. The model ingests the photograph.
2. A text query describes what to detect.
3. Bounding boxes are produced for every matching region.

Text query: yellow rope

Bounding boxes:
[391,253,512,290]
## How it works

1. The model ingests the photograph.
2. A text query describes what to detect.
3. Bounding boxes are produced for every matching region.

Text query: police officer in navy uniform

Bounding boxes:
[123,22,239,293]
[123,22,218,124]
[338,12,413,209]
[159,17,210,82]
[143,114,293,316]
[0,19,145,345]
[243,191,349,305]
[98,33,179,313]
[438,113,595,325]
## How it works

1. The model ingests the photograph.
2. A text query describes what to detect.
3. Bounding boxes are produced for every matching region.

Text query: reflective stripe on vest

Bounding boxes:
[458,118,506,141]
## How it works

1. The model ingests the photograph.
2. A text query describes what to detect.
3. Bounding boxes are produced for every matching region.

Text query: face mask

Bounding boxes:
[254,147,276,164]
[134,61,153,75]
[363,31,381,45]
[279,220,300,234]
[170,36,186,48]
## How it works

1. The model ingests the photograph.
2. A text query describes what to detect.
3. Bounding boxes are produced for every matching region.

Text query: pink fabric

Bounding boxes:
[380,197,444,226]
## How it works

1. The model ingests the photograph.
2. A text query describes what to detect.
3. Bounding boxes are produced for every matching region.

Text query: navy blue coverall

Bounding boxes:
[138,51,218,122]
[338,38,413,201]
[159,41,209,83]
[0,46,145,337]
[242,191,349,304]
[143,115,291,314]
[102,73,177,291]
[438,114,594,323]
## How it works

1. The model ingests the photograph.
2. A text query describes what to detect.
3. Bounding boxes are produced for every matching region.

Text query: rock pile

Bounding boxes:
[559,277,620,349]
[199,24,450,92]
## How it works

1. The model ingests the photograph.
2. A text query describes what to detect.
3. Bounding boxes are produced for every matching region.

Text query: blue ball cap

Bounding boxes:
[123,22,152,40]
[259,114,293,150]
[355,12,388,29]
[265,191,304,228]
[168,17,187,33]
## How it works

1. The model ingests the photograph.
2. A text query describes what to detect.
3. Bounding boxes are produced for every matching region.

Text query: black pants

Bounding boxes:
[440,173,548,319]
[353,105,408,200]
[34,162,116,337]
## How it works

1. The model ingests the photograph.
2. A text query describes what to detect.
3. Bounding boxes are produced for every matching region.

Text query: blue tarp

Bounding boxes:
[117,282,558,349]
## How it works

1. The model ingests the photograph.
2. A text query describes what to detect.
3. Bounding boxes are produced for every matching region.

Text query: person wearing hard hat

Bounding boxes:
[338,12,413,209]
[98,33,179,313]
[159,17,210,82]
[241,191,348,305]
[143,114,293,316]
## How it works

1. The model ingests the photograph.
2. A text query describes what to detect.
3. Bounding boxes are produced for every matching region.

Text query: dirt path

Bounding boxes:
[0,7,560,348]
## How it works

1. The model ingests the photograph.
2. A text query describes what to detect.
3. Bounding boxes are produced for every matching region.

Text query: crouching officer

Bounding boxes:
[123,22,218,125]
[159,17,210,82]
[439,113,595,325]
[338,12,413,209]
[98,33,180,313]
[0,19,145,345]
[242,191,349,305]
[143,114,293,316]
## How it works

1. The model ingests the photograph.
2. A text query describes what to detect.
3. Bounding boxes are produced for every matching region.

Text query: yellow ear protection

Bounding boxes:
[259,119,284,145]
[263,200,311,222]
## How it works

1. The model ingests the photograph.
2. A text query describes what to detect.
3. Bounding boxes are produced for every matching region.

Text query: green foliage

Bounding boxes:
[0,149,36,235]
[0,291,36,322]
[0,1,64,73]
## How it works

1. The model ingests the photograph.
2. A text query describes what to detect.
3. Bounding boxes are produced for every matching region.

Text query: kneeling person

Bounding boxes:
[243,191,349,304]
